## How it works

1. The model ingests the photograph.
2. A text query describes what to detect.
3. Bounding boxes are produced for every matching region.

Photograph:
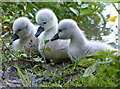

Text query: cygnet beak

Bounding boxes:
[51,33,59,41]
[11,33,19,41]
[35,26,44,37]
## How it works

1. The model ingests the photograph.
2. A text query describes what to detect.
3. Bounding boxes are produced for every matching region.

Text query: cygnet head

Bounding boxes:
[35,8,58,37]
[11,17,34,41]
[51,19,78,41]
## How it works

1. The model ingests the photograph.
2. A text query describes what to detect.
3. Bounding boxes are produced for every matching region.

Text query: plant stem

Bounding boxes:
[112,3,120,14]
[2,39,34,65]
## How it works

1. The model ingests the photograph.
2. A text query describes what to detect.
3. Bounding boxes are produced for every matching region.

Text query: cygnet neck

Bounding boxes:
[70,26,87,47]
[44,24,58,40]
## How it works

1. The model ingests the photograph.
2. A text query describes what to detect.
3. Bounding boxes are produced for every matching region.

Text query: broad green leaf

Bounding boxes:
[80,9,93,15]
[79,58,96,67]
[83,60,100,77]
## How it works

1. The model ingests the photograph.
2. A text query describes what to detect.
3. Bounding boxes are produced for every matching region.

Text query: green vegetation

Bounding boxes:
[1,2,119,87]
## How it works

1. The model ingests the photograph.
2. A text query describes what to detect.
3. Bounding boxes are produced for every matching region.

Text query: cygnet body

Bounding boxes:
[11,17,40,56]
[51,19,117,61]
[35,9,70,63]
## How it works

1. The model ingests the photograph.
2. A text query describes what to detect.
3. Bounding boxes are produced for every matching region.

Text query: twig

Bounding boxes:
[98,11,106,34]
[1,39,34,65]
[112,3,120,14]
[29,2,39,10]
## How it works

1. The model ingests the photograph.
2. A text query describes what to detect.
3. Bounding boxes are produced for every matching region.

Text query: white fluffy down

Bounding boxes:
[36,9,70,63]
[55,19,117,60]
[12,17,40,56]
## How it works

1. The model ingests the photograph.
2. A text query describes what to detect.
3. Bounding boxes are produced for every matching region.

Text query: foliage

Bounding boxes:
[16,66,32,87]
[15,50,119,87]
[1,2,119,87]
[2,2,117,40]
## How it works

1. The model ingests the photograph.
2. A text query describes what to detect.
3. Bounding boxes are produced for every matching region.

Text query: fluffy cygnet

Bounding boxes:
[51,19,117,61]
[35,8,70,63]
[11,17,40,56]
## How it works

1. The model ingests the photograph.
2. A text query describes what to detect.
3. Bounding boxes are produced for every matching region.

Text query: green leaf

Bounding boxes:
[45,47,51,52]
[25,69,31,86]
[39,84,49,87]
[83,60,100,77]
[70,7,79,16]
[43,70,63,81]
[100,66,107,72]
[78,58,96,67]
[109,50,118,55]
[107,67,117,76]
[81,4,89,9]
[16,66,28,86]
[98,3,106,12]
[80,9,93,15]
[44,40,49,44]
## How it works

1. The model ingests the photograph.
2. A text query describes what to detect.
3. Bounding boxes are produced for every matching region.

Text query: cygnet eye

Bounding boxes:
[43,21,47,24]
[18,29,21,32]
[59,29,62,32]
